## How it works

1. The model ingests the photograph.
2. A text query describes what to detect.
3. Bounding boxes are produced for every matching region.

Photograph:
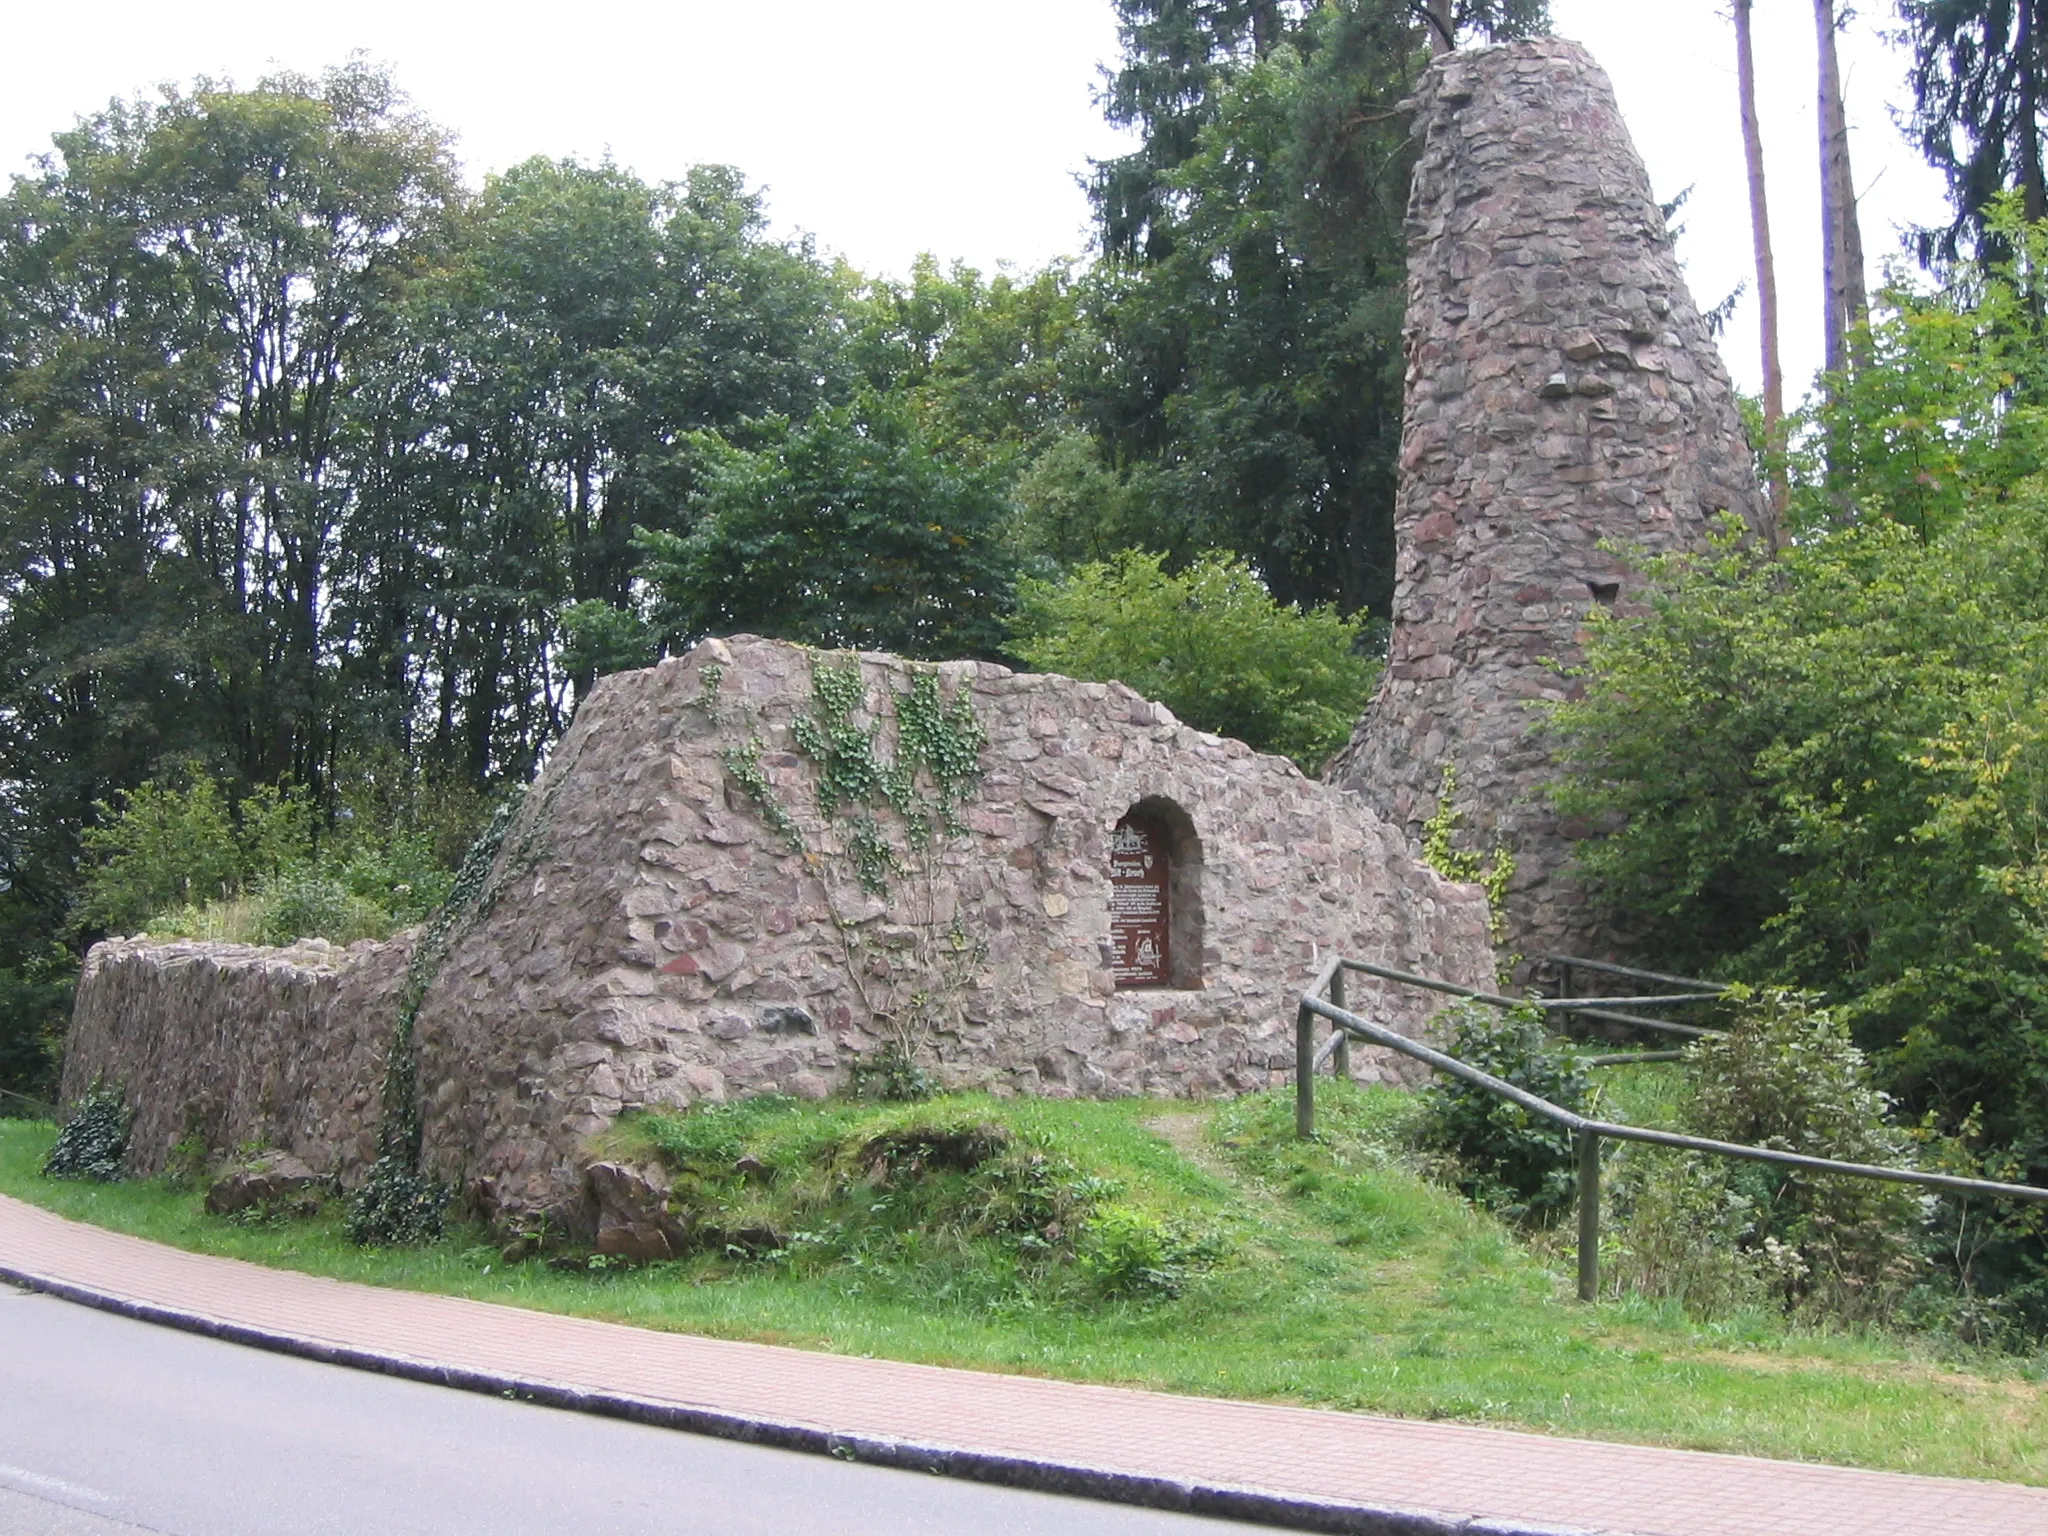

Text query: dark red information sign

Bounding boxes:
[1110,815,1169,987]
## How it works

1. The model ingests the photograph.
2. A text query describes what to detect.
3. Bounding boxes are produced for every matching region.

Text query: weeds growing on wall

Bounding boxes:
[1421,763,1515,945]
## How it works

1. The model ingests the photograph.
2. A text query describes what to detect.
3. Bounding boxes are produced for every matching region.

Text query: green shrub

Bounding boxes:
[1416,1003,1589,1223]
[253,868,387,947]
[74,774,252,936]
[1075,1206,1218,1299]
[847,1042,937,1102]
[42,1076,131,1181]
[76,763,479,948]
[344,1154,452,1246]
[1681,988,1927,1320]
[1603,1146,1774,1318]
[1010,548,1380,772]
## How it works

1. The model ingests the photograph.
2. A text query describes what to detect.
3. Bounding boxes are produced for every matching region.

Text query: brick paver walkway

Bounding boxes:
[2,1194,2043,1536]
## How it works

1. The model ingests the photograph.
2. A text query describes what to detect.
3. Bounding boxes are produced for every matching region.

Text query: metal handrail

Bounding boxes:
[1540,954,1730,993]
[1336,958,1724,1041]
[0,1085,54,1119]
[1293,961,2048,1303]
[1543,953,1729,1041]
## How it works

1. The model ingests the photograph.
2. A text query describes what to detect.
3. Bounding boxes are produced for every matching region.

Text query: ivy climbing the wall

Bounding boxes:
[712,654,990,1096]
[1422,762,1516,947]
[346,788,535,1245]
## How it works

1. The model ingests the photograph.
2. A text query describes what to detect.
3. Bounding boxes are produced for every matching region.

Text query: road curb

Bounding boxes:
[0,1258,1608,1536]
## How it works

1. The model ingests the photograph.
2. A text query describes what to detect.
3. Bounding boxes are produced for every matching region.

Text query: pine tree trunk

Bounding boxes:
[2023,1,2047,223]
[1816,0,1867,377]
[1427,0,1455,55]
[1736,0,1788,545]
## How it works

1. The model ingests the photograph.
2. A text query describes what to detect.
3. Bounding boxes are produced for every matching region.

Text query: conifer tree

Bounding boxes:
[1898,0,2048,261]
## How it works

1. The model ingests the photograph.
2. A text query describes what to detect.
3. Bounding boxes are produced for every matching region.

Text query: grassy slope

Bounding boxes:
[2,1084,2044,1485]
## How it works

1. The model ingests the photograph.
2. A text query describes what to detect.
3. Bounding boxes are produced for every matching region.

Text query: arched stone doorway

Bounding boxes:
[1109,798,1204,990]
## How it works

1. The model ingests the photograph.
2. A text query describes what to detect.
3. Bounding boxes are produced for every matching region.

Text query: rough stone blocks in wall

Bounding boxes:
[1328,37,1765,969]
[63,636,1493,1228]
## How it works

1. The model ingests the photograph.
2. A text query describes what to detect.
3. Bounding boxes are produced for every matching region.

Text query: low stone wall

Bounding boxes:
[64,636,1493,1223]
[62,936,412,1178]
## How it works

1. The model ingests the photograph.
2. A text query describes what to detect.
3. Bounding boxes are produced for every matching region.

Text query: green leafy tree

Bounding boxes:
[1010,548,1378,770]
[1549,500,2048,1216]
[1547,221,2048,1315]
[636,394,1019,660]
[347,157,846,775]
[1788,200,2048,533]
[0,949,74,1106]
[0,63,458,961]
[556,599,659,684]
[843,256,1089,466]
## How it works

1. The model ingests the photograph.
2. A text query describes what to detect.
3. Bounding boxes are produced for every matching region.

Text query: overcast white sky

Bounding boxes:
[3,1,1947,404]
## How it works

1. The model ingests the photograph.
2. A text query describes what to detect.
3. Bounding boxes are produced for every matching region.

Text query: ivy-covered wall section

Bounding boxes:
[63,636,1493,1232]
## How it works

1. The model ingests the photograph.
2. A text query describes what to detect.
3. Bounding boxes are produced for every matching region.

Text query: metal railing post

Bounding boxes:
[1558,959,1576,1038]
[1330,966,1350,1082]
[1576,1128,1601,1303]
[1296,1002,1316,1140]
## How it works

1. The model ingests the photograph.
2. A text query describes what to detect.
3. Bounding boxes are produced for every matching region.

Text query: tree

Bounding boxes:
[842,255,1090,467]
[1782,204,2048,541]
[1010,548,1379,770]
[1547,236,2048,1312]
[1735,0,1789,536]
[0,62,459,943]
[1550,503,2048,1306]
[0,70,857,985]
[1082,1,1549,618]
[366,157,845,770]
[1410,1,1549,54]
[1898,0,2048,262]
[1816,0,1870,377]
[635,394,1018,661]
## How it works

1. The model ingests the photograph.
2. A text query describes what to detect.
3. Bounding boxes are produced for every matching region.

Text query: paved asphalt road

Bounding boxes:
[0,1283,1250,1535]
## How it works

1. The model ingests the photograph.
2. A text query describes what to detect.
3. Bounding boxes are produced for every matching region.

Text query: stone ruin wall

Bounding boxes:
[66,636,1492,1220]
[1330,38,1765,968]
[67,936,413,1178]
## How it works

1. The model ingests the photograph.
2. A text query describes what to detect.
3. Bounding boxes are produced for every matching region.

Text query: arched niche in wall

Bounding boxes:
[1108,797,1204,990]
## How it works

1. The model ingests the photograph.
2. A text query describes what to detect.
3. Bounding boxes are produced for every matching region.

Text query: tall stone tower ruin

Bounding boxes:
[1330,38,1764,966]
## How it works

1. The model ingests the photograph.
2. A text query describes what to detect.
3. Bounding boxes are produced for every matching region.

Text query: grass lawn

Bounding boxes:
[4,1081,2045,1486]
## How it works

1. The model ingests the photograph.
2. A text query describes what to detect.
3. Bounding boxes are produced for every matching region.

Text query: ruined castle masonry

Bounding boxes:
[66,637,1491,1224]
[55,38,1751,1222]
[1330,38,1764,964]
